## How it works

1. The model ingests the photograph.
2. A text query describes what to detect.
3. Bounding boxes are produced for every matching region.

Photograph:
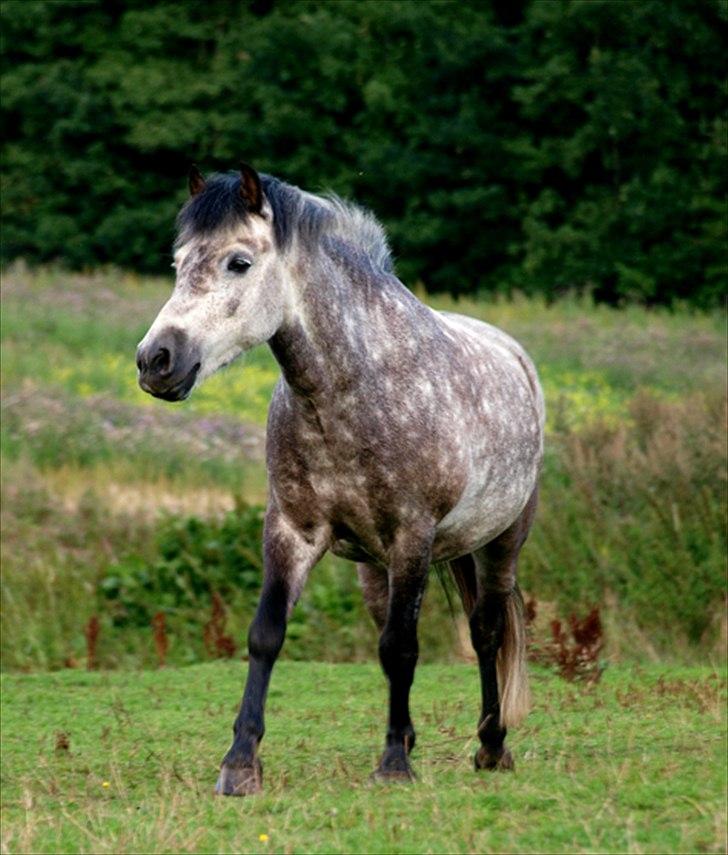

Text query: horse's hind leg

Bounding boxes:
[462,488,537,772]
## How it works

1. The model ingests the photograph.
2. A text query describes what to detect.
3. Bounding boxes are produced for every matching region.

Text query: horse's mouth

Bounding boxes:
[146,362,201,402]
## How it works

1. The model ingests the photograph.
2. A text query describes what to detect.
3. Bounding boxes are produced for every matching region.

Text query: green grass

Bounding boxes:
[1,661,725,854]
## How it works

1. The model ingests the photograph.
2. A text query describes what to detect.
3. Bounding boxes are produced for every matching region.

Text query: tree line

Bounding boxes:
[1,0,725,306]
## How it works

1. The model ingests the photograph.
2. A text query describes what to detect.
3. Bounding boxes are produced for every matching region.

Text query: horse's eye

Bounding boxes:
[227,256,251,274]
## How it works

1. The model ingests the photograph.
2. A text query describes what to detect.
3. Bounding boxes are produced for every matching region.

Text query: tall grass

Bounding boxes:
[1,266,725,670]
[522,389,726,655]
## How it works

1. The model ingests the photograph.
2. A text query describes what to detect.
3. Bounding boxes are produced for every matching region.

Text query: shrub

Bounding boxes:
[100,500,264,626]
[521,389,727,652]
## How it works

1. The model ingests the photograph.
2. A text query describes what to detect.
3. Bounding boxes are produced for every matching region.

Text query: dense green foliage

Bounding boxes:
[100,503,265,626]
[2,661,726,853]
[1,0,725,305]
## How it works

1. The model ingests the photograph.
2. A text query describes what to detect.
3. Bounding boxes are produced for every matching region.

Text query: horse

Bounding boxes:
[136,163,545,796]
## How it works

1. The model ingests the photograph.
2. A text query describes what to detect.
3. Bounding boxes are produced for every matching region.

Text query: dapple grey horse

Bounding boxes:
[136,164,544,795]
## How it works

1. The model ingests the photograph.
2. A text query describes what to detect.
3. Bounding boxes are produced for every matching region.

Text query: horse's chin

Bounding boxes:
[197,347,246,385]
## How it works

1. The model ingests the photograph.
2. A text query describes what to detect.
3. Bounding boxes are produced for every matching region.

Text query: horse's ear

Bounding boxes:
[239,162,263,214]
[188,164,206,196]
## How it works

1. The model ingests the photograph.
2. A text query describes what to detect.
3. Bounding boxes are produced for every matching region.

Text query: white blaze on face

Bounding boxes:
[138,213,291,391]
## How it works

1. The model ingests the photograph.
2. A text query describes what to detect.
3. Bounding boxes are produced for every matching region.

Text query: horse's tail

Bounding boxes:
[447,558,530,729]
[496,583,530,728]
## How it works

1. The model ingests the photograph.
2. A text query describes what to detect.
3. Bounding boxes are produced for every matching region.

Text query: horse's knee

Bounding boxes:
[378,627,418,678]
[248,615,285,664]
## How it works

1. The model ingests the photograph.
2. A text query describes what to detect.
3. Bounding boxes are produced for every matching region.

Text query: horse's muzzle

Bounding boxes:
[136,328,201,402]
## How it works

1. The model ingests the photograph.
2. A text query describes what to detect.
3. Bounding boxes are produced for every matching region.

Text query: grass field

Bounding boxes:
[1,265,726,853]
[1,661,726,854]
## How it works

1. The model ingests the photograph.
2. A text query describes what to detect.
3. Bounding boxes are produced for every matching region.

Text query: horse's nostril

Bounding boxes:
[150,347,171,375]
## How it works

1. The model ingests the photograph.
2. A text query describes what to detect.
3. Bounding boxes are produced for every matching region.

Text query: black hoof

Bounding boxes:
[474,745,514,772]
[372,747,415,782]
[214,758,263,796]
[371,765,415,782]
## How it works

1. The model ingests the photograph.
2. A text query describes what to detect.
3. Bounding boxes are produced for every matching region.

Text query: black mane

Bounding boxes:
[175,171,393,271]
[176,172,331,251]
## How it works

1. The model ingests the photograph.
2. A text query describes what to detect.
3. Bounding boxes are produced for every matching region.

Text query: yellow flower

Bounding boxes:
[102,781,110,788]
[258,833,269,842]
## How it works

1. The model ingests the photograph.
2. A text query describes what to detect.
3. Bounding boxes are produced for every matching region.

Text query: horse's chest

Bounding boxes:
[286,410,464,551]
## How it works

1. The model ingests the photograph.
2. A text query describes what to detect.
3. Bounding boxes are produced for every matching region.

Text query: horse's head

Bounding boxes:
[136,164,288,401]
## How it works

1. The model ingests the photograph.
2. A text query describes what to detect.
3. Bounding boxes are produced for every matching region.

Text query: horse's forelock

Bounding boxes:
[175,171,393,273]
[175,172,249,244]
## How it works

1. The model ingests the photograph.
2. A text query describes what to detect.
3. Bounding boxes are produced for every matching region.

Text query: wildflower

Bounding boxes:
[259,833,269,842]
[102,781,111,789]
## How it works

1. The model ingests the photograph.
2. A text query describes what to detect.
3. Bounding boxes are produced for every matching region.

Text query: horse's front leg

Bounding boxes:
[374,530,433,781]
[215,507,327,796]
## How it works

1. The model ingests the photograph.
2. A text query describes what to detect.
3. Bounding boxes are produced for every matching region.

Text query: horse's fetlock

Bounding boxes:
[386,723,416,752]
[233,721,263,746]
[478,714,506,746]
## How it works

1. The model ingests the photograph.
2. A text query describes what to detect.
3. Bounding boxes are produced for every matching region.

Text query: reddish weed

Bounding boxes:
[151,612,168,668]
[84,615,100,670]
[526,599,604,683]
[203,592,236,659]
[54,731,70,752]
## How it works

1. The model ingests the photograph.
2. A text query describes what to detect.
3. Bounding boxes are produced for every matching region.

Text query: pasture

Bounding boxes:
[1,266,726,852]
[1,661,726,854]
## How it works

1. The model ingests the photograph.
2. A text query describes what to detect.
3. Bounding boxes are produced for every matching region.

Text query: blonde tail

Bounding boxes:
[496,585,530,728]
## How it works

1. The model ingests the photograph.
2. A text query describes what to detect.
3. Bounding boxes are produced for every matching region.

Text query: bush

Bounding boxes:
[97,502,457,664]
[521,389,727,653]
[101,500,264,626]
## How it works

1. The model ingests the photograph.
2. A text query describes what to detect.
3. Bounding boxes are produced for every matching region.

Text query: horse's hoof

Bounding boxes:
[372,748,415,782]
[371,766,415,783]
[474,745,514,772]
[214,759,263,796]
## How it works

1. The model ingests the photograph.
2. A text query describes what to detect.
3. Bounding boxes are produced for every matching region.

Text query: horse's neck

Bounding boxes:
[269,246,431,399]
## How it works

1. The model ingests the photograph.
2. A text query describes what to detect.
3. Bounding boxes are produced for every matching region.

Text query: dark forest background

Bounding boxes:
[1,0,726,306]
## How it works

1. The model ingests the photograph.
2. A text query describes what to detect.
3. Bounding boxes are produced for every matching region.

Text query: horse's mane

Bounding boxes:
[176,171,393,273]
